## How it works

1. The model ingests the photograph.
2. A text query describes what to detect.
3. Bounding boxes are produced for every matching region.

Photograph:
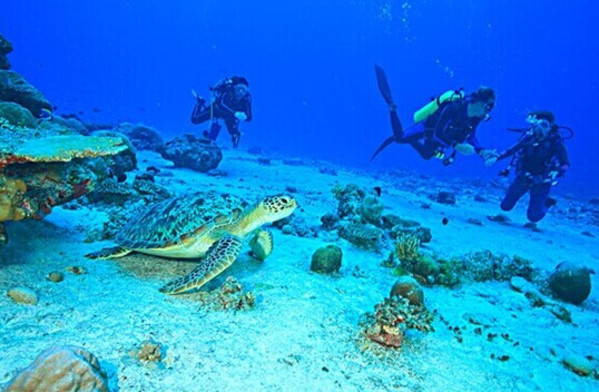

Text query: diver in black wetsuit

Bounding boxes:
[492,110,571,223]
[371,65,498,166]
[191,76,252,148]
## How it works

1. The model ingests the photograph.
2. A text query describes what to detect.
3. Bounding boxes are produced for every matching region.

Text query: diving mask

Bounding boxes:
[526,115,553,136]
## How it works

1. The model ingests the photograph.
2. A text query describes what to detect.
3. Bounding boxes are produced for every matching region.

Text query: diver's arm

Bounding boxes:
[497,139,526,160]
[555,141,570,174]
[218,91,237,115]
[190,102,204,124]
[465,133,483,153]
[244,95,253,122]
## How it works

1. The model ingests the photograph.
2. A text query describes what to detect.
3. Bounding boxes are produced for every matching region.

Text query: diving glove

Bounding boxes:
[234,111,248,121]
[454,143,476,156]
[191,89,205,105]
[479,149,500,167]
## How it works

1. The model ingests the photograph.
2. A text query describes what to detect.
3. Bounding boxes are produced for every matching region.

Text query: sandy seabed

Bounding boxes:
[1,148,598,392]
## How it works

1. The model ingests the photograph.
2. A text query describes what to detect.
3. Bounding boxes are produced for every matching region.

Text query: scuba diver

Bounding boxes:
[491,110,571,223]
[191,76,252,148]
[371,65,499,166]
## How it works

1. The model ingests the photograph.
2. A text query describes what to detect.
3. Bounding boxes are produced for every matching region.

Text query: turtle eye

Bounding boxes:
[280,197,289,204]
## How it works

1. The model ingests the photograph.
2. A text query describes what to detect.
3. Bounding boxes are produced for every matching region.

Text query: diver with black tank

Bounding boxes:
[371,65,499,166]
[490,110,572,223]
[191,76,252,148]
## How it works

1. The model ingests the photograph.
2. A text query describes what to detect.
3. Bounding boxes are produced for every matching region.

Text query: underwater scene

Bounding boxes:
[1,1,598,391]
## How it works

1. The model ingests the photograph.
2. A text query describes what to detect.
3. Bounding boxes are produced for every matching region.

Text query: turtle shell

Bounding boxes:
[115,193,246,249]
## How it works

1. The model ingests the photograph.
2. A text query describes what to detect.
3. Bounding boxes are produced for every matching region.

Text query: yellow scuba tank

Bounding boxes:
[413,89,465,123]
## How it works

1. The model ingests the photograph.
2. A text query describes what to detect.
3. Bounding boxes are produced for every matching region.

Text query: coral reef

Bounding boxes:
[394,233,422,264]
[390,275,424,306]
[0,34,13,70]
[3,345,109,392]
[393,247,536,288]
[358,296,434,351]
[0,119,128,245]
[197,276,255,311]
[0,101,36,127]
[0,176,27,222]
[332,183,366,219]
[91,130,138,178]
[2,134,127,167]
[547,262,593,305]
[132,339,165,364]
[0,69,52,116]
[357,194,384,225]
[113,122,165,152]
[161,133,222,172]
[338,222,384,251]
[432,190,456,205]
[310,244,343,274]
[328,184,432,252]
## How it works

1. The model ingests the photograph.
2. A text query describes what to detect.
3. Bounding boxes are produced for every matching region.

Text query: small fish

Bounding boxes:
[373,186,382,197]
[39,108,53,120]
[92,107,101,113]
[442,217,449,225]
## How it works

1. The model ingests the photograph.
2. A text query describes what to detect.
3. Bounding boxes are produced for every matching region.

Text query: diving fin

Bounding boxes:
[375,65,394,106]
[371,65,404,161]
[370,136,396,161]
[389,110,403,140]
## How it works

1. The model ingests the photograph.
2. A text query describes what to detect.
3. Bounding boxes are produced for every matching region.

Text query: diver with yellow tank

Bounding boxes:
[370,65,499,166]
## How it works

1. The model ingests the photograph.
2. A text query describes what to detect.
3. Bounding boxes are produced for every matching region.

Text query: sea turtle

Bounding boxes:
[86,193,297,294]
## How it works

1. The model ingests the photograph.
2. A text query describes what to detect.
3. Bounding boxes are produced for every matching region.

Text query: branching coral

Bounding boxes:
[358,297,434,351]
[395,233,421,263]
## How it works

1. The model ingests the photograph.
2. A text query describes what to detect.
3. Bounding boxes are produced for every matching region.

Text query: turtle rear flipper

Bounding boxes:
[249,229,274,261]
[160,234,243,295]
[85,246,132,259]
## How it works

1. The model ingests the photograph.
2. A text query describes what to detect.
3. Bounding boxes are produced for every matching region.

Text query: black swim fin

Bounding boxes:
[375,65,394,106]
[370,136,396,161]
[371,65,404,160]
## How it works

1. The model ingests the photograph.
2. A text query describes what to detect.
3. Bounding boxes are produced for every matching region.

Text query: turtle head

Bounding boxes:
[258,195,297,223]
[235,195,297,235]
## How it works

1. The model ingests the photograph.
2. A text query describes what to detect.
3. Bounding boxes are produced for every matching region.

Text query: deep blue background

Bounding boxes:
[2,1,598,196]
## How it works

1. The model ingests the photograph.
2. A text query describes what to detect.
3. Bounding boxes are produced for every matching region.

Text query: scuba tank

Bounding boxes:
[413,89,465,123]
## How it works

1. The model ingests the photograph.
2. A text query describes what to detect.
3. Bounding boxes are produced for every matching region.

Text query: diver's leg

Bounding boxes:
[527,183,552,222]
[224,117,241,148]
[400,123,426,143]
[191,104,210,124]
[206,120,222,140]
[395,123,435,159]
[501,175,529,211]
[409,139,437,160]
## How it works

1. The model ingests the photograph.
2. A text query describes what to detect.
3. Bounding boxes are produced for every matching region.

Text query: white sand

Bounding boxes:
[1,148,597,391]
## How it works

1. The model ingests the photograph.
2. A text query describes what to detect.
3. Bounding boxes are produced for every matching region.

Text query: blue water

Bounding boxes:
[2,0,598,195]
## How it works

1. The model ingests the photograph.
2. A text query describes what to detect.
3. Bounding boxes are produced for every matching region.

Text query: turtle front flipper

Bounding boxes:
[160,234,243,295]
[85,246,132,259]
[249,229,274,261]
